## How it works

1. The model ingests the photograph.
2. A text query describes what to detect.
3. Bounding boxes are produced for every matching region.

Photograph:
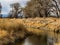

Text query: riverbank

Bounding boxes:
[0,17,60,44]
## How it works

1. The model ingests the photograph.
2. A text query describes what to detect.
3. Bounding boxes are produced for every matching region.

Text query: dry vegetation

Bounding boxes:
[0,18,27,45]
[0,18,59,44]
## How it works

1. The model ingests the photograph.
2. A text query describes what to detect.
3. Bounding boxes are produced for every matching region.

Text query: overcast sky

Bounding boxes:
[0,0,30,14]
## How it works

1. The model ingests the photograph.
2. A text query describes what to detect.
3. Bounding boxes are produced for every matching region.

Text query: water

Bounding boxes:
[47,32,60,45]
[15,32,60,45]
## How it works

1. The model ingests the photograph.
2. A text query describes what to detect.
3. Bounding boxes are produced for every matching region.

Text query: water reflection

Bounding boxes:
[47,32,60,45]
[16,35,47,45]
[16,32,60,45]
[23,36,47,45]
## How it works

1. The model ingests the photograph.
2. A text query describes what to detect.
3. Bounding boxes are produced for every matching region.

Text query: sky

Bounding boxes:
[0,0,30,15]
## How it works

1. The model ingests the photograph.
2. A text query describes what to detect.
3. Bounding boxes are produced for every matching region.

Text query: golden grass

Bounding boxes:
[0,18,59,44]
[0,30,8,38]
[0,19,25,31]
[0,18,59,39]
[0,19,27,44]
[26,28,46,36]
[0,18,59,31]
[0,17,59,44]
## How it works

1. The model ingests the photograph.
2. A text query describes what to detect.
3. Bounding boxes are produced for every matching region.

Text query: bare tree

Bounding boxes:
[52,0,60,17]
[10,2,22,18]
[23,0,60,18]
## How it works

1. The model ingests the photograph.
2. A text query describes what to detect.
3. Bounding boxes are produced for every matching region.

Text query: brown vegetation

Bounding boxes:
[0,19,27,45]
[0,18,59,44]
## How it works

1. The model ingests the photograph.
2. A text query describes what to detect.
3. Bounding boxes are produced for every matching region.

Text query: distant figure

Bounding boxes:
[0,3,2,18]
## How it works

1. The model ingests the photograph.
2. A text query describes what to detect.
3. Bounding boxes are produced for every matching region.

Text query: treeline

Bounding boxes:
[0,0,60,18]
[23,0,60,18]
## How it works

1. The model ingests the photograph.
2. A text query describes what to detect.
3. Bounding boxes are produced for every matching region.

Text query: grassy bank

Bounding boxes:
[0,17,59,44]
[0,19,27,45]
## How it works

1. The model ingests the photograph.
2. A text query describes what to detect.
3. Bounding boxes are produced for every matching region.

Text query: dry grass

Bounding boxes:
[0,19,25,31]
[0,18,27,44]
[0,29,8,38]
[0,18,59,44]
[0,18,59,38]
